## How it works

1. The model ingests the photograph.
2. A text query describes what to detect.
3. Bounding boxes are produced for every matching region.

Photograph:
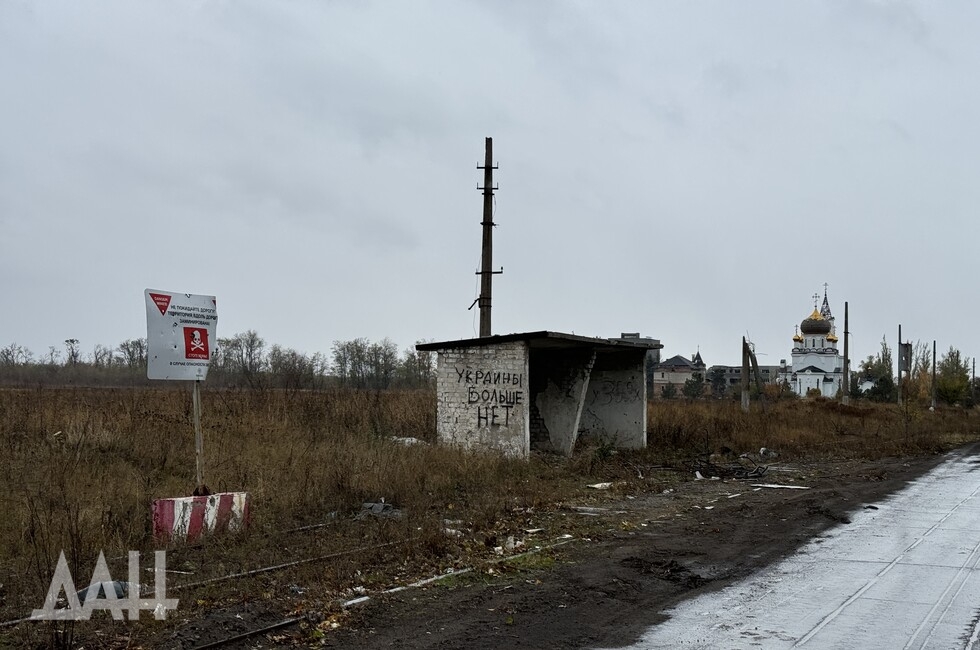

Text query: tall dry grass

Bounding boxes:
[646,397,980,460]
[0,386,568,637]
[0,387,978,646]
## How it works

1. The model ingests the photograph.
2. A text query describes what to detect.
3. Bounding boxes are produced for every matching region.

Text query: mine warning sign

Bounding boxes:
[145,289,218,381]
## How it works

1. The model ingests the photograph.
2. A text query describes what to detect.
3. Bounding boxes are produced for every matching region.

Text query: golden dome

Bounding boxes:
[827,333,838,342]
[801,308,831,335]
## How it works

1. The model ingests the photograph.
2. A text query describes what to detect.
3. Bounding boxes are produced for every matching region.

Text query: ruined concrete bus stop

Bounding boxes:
[416,332,662,458]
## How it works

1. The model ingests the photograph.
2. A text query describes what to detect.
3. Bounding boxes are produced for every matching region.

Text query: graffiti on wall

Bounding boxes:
[456,367,524,427]
[588,379,640,406]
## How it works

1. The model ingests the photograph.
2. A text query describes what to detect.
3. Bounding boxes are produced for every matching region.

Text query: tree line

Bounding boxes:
[0,331,435,390]
[855,337,976,406]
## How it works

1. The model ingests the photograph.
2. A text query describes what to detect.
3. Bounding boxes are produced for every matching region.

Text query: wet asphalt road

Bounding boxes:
[606,448,980,649]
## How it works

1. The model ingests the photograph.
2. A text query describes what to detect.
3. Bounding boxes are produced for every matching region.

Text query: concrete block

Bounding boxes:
[152,492,250,544]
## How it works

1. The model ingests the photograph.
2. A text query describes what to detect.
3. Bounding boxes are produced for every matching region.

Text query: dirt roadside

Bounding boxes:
[141,450,959,650]
[317,452,953,650]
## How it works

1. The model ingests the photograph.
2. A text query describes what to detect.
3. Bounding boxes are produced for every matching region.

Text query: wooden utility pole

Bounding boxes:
[842,301,850,405]
[931,339,937,409]
[476,137,500,337]
[897,324,903,405]
[741,337,750,413]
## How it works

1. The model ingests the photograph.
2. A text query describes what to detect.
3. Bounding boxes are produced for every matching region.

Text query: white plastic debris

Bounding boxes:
[588,482,613,490]
[751,484,810,490]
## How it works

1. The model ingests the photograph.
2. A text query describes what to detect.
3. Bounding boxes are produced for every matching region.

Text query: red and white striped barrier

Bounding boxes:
[152,492,250,544]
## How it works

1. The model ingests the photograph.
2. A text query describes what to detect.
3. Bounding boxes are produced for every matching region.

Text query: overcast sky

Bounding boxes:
[3,1,978,368]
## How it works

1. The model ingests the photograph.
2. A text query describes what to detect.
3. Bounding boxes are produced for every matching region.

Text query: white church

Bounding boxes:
[778,287,844,397]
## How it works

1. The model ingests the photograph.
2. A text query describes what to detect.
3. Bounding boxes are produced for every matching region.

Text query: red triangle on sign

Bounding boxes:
[149,293,172,316]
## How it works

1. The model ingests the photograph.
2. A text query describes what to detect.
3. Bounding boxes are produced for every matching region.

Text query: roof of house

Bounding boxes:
[658,355,695,370]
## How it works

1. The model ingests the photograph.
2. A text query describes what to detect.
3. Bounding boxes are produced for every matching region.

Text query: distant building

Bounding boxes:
[651,351,705,397]
[706,364,782,393]
[611,333,662,366]
[777,287,844,397]
[612,333,663,391]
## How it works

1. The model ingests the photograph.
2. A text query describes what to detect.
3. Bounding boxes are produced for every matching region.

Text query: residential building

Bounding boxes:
[651,351,705,397]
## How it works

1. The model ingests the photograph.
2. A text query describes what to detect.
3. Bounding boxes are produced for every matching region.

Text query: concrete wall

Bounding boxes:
[579,350,647,448]
[531,349,596,455]
[434,341,530,457]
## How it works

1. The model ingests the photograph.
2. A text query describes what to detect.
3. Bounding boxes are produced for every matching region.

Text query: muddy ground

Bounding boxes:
[143,450,955,650]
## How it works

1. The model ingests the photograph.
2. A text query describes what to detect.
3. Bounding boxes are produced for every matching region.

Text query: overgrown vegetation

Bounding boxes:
[1,387,977,647]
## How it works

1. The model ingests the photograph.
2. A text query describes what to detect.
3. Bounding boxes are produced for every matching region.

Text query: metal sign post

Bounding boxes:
[193,380,205,493]
[145,289,217,495]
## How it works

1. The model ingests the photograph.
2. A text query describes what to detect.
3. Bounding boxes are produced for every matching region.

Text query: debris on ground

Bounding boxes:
[751,484,810,490]
[587,482,614,490]
[572,506,627,516]
[358,502,403,519]
[692,455,768,480]
[391,437,426,446]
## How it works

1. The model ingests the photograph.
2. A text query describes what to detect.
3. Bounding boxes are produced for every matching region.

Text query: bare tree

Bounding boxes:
[400,340,435,388]
[0,343,33,366]
[91,344,116,368]
[64,339,80,366]
[118,338,147,369]
[369,338,399,389]
[219,330,266,387]
[332,338,376,388]
[268,345,315,390]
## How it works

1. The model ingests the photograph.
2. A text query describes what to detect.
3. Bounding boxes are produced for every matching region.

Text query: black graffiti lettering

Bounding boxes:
[591,379,640,405]
[456,368,524,386]
[467,388,524,405]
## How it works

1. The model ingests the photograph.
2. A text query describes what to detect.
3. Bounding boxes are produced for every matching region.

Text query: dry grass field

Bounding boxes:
[0,387,977,647]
